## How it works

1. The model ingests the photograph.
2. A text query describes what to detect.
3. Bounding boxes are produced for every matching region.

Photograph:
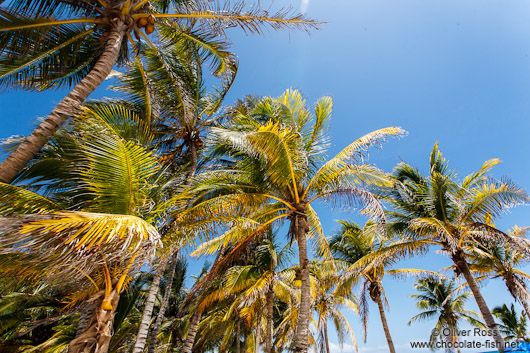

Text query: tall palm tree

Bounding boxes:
[181,89,405,353]
[0,105,175,353]
[492,304,529,342]
[409,276,483,353]
[191,234,294,353]
[120,40,236,353]
[466,226,530,319]
[329,220,435,353]
[0,0,318,183]
[384,144,529,352]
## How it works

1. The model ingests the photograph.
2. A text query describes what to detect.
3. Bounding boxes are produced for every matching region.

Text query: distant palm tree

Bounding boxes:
[186,89,405,353]
[492,304,529,342]
[385,144,528,352]
[409,276,483,353]
[330,220,436,353]
[192,234,295,353]
[0,0,317,183]
[311,260,358,353]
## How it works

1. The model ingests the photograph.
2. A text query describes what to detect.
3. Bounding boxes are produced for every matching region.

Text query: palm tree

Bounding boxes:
[409,276,483,353]
[120,41,236,353]
[311,260,358,353]
[191,234,294,353]
[182,89,405,353]
[0,0,318,183]
[466,226,530,319]
[384,144,528,352]
[0,105,174,353]
[329,220,436,353]
[492,304,529,342]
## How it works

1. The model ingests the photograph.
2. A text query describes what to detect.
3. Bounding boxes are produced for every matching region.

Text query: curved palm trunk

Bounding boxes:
[452,251,505,352]
[147,251,180,353]
[0,22,127,183]
[374,293,396,353]
[323,321,331,353]
[293,213,311,353]
[132,255,171,353]
[182,310,201,353]
[265,281,275,353]
[68,288,120,353]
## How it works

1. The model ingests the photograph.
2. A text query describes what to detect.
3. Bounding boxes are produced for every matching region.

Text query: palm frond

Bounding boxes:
[0,211,161,284]
[0,182,60,215]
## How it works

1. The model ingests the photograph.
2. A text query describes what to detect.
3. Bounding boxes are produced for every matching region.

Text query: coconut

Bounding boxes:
[145,23,155,35]
[147,14,156,24]
[137,17,148,28]
[99,35,106,42]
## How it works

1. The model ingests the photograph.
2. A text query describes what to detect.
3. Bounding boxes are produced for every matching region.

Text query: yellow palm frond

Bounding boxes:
[305,127,406,196]
[462,158,501,189]
[190,218,260,257]
[462,179,528,225]
[306,205,335,266]
[0,211,161,283]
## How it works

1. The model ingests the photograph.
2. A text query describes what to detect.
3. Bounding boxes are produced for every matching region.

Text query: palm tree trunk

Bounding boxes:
[518,295,530,323]
[147,250,180,353]
[451,251,505,352]
[236,319,241,353]
[182,310,201,353]
[374,293,396,353]
[0,22,127,183]
[75,303,96,338]
[132,255,171,353]
[265,281,274,353]
[504,274,530,320]
[68,287,121,353]
[293,213,311,353]
[323,321,330,353]
[255,311,261,353]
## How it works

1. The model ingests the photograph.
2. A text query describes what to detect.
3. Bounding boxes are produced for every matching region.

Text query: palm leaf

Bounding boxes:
[0,211,161,283]
[0,182,60,214]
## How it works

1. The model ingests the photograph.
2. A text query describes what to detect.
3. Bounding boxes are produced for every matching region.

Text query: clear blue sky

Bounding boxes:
[1,1,530,352]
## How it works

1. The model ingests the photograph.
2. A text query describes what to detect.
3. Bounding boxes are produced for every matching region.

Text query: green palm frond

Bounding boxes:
[0,9,100,90]
[306,204,334,263]
[305,96,332,156]
[158,21,237,77]
[210,121,300,192]
[79,103,154,146]
[462,158,501,189]
[3,0,101,17]
[0,182,60,214]
[77,127,160,215]
[462,178,528,224]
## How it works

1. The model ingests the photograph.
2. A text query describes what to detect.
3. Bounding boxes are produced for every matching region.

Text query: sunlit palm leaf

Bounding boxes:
[0,211,161,282]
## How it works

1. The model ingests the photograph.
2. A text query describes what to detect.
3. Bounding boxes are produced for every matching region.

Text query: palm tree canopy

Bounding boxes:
[409,276,483,345]
[385,143,529,254]
[492,304,529,342]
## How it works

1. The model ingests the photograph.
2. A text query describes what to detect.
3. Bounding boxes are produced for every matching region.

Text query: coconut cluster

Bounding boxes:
[137,14,156,35]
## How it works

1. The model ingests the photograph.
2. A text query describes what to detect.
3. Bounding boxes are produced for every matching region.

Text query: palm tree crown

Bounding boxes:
[409,276,483,353]
[184,89,405,352]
